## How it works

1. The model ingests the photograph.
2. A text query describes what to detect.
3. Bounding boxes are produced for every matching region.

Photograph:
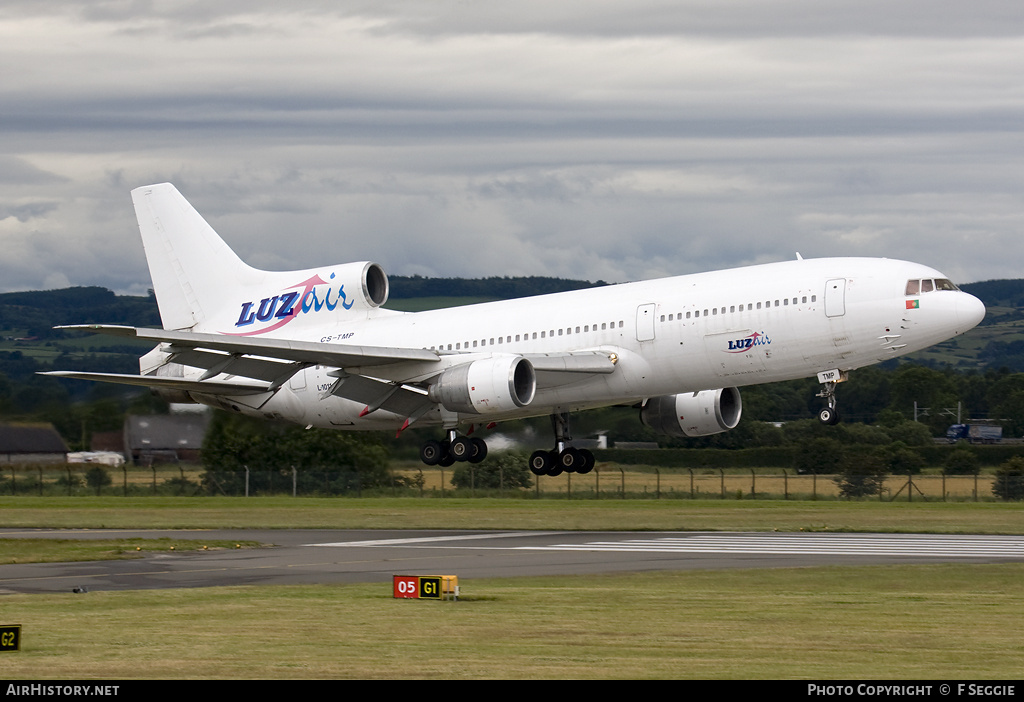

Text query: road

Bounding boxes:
[2,529,1023,594]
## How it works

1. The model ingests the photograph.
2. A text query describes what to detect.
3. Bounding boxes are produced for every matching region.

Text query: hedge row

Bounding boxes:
[593,444,1024,469]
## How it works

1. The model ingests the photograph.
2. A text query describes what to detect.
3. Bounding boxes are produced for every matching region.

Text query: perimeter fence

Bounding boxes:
[0,463,1019,501]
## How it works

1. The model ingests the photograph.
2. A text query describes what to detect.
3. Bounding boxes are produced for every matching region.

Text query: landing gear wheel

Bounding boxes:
[577,449,595,474]
[546,450,563,477]
[818,406,840,426]
[559,447,583,473]
[420,440,443,466]
[450,436,474,462]
[529,450,553,476]
[468,437,488,464]
[437,439,455,467]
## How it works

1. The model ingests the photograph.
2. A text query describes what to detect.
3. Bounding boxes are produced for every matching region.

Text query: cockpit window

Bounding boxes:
[906,278,960,295]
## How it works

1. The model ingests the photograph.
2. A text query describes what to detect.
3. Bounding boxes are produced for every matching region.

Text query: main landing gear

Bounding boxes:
[529,412,595,477]
[419,429,488,467]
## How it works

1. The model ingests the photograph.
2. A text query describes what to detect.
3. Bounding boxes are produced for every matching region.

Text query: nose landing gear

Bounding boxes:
[816,369,848,425]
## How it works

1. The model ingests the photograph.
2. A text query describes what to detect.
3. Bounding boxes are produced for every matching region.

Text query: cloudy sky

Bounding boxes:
[2,1,1022,295]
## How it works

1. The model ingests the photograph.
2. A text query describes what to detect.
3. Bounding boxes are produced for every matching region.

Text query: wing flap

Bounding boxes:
[524,351,618,374]
[166,348,303,384]
[325,374,433,418]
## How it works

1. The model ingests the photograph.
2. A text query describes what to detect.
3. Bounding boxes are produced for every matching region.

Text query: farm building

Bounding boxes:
[0,424,69,464]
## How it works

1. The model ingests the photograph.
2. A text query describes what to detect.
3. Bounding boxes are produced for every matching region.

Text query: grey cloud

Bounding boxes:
[0,202,59,222]
[0,1,1021,294]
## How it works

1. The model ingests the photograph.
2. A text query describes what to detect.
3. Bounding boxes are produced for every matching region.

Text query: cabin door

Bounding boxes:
[636,304,656,342]
[824,279,846,318]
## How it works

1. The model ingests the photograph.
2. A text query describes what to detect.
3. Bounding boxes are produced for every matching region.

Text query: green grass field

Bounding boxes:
[2,566,1022,679]
[1,497,1022,679]
[1,495,1021,533]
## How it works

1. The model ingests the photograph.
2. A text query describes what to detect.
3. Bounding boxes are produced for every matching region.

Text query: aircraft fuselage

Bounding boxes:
[219,256,983,430]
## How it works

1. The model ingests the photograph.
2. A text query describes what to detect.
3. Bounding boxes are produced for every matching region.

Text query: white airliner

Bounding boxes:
[48,183,986,475]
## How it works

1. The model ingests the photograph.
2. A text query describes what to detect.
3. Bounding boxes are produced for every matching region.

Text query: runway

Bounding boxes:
[2,529,1023,594]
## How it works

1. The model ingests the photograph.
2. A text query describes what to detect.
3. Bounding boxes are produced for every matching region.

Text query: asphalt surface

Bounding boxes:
[2,529,1024,594]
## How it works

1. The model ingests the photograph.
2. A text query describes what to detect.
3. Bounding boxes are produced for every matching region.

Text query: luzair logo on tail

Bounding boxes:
[227,273,356,336]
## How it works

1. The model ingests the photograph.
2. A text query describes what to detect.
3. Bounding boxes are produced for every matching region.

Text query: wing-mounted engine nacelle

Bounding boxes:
[427,356,537,414]
[640,387,742,437]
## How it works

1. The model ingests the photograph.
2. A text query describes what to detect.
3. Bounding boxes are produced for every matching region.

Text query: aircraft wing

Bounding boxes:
[45,326,619,417]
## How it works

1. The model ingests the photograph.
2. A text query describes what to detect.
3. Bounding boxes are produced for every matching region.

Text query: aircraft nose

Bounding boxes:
[956,292,986,330]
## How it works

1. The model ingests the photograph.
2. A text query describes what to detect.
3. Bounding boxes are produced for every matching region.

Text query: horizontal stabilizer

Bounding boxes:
[41,371,272,396]
[57,325,440,368]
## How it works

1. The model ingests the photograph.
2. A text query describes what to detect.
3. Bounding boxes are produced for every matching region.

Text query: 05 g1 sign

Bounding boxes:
[393,575,452,600]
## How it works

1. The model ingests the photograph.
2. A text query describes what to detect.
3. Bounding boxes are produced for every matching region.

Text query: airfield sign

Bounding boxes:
[393,575,458,600]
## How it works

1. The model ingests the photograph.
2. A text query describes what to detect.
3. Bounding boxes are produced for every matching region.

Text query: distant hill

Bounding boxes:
[0,287,160,339]
[960,279,1024,310]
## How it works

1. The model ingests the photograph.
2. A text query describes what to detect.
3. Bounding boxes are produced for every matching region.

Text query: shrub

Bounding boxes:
[793,437,844,475]
[85,466,112,495]
[881,441,925,475]
[834,448,888,498]
[451,451,533,490]
[943,446,981,475]
[992,457,1024,501]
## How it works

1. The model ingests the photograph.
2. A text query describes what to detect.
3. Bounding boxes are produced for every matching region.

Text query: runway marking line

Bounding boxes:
[309,532,1024,559]
[310,531,564,547]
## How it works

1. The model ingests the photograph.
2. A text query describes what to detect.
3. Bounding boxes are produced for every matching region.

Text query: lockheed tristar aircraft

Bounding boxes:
[48,183,986,476]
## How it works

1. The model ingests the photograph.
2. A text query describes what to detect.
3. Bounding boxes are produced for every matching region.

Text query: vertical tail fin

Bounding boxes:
[132,183,257,331]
